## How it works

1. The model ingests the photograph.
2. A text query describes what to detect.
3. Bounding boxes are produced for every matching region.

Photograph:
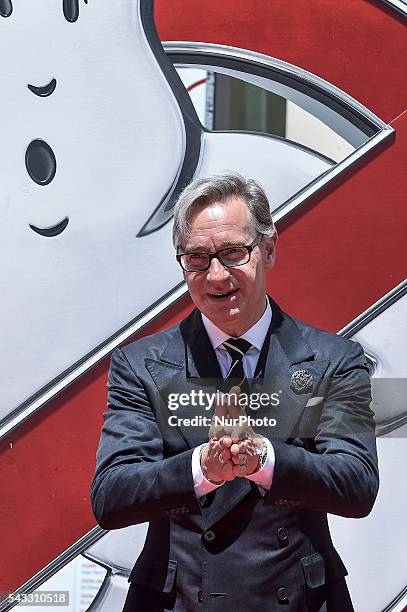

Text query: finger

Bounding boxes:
[232,453,246,465]
[209,424,222,441]
[226,386,242,417]
[232,463,247,477]
[230,424,249,441]
[220,436,233,448]
[211,441,228,462]
[222,448,232,461]
[219,449,232,464]
[210,439,222,451]
[231,442,245,455]
[209,414,228,440]
[214,392,229,418]
[222,463,236,481]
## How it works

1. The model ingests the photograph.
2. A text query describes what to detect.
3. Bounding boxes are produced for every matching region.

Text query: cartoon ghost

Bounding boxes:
[1,0,194,417]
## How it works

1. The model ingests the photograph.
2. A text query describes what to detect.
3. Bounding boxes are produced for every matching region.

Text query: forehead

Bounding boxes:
[185,197,252,248]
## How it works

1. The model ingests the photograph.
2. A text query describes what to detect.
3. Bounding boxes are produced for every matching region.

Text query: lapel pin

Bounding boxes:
[290,370,314,394]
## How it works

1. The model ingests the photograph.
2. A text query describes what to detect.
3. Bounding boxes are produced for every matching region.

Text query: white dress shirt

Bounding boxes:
[192,301,275,498]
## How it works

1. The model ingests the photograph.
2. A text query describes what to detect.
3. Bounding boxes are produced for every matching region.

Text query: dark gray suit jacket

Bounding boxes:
[91,299,379,611]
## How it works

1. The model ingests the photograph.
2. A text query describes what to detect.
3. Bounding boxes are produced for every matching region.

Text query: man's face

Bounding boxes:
[182,197,276,336]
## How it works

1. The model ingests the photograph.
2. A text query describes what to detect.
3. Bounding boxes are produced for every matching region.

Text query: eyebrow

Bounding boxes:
[184,239,248,252]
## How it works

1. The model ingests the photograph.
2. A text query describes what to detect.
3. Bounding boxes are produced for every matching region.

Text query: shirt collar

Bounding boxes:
[201,300,272,352]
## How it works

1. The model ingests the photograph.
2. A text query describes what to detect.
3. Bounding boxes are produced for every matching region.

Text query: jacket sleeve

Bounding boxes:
[268,341,379,518]
[90,347,201,529]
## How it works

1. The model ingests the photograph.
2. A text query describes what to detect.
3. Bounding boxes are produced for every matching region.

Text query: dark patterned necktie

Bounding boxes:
[222,337,252,389]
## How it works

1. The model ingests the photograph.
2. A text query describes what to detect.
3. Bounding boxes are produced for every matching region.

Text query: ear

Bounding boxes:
[264,232,278,269]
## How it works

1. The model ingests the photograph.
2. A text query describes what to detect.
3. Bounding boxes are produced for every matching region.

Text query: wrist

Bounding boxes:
[251,437,268,474]
[200,445,224,485]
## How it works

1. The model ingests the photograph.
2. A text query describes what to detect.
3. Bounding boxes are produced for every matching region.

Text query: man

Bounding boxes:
[91,173,378,611]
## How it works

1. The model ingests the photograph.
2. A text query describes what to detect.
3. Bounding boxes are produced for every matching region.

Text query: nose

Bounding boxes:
[206,256,231,283]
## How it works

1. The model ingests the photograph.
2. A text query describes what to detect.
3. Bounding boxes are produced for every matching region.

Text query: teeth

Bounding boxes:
[210,290,235,296]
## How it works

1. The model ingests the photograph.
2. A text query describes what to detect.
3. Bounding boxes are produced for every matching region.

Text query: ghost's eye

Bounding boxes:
[0,0,12,18]
[63,0,88,23]
[25,139,57,186]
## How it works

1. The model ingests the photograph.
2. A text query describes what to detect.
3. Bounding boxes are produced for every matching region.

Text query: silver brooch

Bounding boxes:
[290,370,313,394]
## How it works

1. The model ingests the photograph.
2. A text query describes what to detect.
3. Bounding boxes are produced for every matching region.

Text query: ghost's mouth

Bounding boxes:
[29,217,69,237]
[27,78,57,97]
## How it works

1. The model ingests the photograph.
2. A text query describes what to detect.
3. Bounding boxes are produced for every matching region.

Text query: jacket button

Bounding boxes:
[277,527,288,542]
[203,529,216,543]
[277,587,289,603]
[197,589,204,602]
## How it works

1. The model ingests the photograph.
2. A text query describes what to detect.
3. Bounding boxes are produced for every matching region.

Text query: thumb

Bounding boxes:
[214,392,229,418]
[226,386,242,417]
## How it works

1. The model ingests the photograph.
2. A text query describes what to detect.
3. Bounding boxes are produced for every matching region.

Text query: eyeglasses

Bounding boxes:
[176,234,263,272]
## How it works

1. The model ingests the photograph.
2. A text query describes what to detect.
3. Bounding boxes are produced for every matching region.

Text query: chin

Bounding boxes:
[215,308,243,331]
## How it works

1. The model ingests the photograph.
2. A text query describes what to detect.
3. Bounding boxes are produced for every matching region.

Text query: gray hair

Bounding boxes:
[172,173,276,250]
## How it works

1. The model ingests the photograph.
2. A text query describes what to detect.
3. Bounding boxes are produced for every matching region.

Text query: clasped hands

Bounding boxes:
[200,386,263,483]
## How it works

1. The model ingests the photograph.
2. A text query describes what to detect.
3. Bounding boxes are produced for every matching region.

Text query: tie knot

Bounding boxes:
[222,337,252,359]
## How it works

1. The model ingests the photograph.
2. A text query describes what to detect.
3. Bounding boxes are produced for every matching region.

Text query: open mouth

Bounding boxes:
[208,289,239,300]
[29,217,69,237]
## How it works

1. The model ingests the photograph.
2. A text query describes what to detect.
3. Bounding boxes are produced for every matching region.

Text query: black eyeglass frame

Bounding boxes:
[176,234,264,272]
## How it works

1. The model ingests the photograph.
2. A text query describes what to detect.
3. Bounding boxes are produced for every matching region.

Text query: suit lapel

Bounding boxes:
[249,301,330,441]
[181,310,223,380]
